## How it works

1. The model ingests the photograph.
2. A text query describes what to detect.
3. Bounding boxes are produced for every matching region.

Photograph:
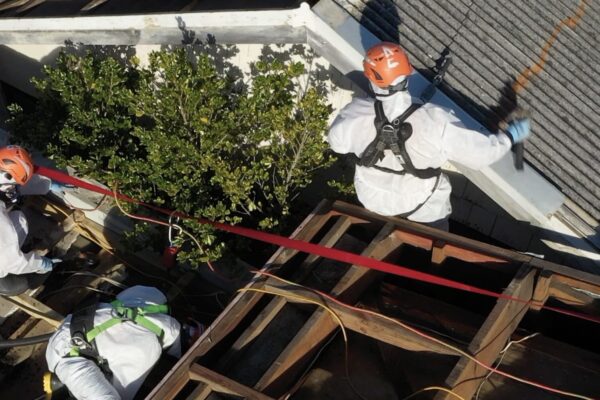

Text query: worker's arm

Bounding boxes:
[327,98,376,156]
[441,121,513,170]
[53,356,121,400]
[0,210,48,276]
[0,244,48,276]
[161,316,182,357]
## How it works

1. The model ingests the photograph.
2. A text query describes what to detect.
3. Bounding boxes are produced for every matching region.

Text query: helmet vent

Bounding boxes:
[372,69,383,81]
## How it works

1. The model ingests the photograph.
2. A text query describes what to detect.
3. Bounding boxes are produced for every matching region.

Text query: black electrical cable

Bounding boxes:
[0,332,53,349]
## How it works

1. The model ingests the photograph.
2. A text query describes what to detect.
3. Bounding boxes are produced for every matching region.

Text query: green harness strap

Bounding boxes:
[69,300,169,357]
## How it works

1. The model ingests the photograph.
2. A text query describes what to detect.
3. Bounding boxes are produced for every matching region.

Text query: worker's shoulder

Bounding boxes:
[340,96,375,115]
[416,101,460,124]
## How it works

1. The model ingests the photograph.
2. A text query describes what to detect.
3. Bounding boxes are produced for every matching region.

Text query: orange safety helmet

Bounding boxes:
[363,42,413,88]
[0,145,34,185]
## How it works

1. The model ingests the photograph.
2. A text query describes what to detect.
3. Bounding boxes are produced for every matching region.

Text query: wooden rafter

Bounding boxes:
[215,215,354,372]
[436,264,537,399]
[189,363,274,400]
[254,223,401,395]
[262,281,459,355]
[148,200,600,399]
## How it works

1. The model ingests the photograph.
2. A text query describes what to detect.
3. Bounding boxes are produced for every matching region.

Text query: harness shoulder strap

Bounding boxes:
[110,299,168,340]
[360,100,441,179]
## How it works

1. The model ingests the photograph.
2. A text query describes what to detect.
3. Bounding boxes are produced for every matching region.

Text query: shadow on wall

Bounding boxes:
[0,45,62,98]
[58,41,137,68]
[172,16,336,97]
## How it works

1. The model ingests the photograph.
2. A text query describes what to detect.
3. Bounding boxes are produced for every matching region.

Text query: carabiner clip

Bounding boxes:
[168,212,181,246]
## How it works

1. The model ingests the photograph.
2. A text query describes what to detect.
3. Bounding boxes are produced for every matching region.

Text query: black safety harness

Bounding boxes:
[357,49,452,216]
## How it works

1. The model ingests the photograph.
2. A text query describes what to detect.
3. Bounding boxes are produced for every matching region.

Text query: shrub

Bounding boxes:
[9,45,335,266]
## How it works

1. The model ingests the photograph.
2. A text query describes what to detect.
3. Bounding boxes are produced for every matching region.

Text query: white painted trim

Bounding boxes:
[0,6,308,44]
[0,8,306,31]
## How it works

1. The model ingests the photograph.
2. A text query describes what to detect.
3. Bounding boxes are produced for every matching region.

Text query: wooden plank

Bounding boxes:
[255,223,402,395]
[263,281,459,356]
[531,269,553,311]
[30,197,172,273]
[437,265,536,400]
[215,216,353,372]
[550,274,600,298]
[146,200,335,400]
[189,363,275,400]
[3,294,63,327]
[435,243,507,264]
[431,240,446,264]
[394,229,433,251]
[549,281,596,307]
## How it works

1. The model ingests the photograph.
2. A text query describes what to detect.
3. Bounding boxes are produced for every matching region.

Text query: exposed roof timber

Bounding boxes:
[149,200,600,399]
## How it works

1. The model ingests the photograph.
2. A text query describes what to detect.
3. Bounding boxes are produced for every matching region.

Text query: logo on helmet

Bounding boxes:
[382,46,400,69]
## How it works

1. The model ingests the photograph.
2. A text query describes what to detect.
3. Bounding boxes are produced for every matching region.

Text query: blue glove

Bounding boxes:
[49,181,74,193]
[38,257,61,274]
[505,118,531,144]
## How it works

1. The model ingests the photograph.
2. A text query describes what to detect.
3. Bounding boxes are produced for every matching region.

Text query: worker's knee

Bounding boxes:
[0,274,30,296]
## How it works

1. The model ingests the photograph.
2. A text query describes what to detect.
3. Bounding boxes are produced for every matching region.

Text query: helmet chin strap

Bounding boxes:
[0,171,17,192]
[370,80,408,98]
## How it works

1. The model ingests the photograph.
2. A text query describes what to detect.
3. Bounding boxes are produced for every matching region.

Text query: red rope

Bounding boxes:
[36,165,600,325]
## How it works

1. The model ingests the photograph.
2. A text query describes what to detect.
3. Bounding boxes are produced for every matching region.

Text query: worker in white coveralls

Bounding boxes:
[0,145,62,295]
[328,42,531,231]
[45,285,203,400]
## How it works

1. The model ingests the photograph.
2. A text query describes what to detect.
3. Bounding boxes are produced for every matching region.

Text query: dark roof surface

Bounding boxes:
[332,0,600,222]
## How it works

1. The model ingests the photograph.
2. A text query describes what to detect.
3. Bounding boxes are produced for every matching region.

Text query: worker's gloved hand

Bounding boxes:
[505,118,531,144]
[38,257,61,274]
[49,181,74,193]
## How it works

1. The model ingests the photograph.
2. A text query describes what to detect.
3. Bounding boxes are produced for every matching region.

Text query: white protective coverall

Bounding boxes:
[0,174,52,277]
[46,286,182,400]
[328,90,513,222]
